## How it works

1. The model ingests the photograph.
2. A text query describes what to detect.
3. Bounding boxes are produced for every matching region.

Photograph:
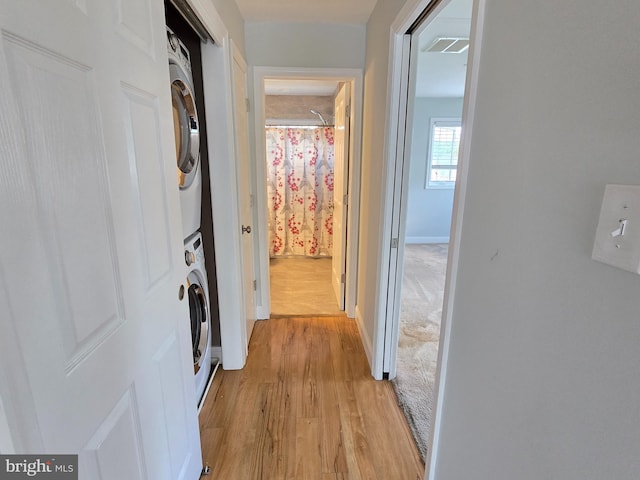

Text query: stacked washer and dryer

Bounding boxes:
[167,27,213,407]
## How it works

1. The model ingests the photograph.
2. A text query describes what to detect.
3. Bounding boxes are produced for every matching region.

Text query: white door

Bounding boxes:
[332,82,351,310]
[231,45,256,345]
[0,1,202,478]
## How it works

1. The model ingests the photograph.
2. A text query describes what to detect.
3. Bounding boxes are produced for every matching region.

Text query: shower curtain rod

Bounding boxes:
[265,124,335,129]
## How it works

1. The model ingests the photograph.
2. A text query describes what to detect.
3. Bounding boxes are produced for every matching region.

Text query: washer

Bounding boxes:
[184,231,212,406]
[167,26,202,240]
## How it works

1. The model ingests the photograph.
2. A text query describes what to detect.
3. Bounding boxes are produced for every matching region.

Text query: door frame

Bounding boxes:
[252,67,363,319]
[376,0,486,478]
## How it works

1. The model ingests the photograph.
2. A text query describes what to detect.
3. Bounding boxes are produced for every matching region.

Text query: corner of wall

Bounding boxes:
[355,305,377,377]
[208,0,246,54]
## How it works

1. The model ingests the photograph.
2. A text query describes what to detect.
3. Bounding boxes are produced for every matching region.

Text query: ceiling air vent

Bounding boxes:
[422,37,469,53]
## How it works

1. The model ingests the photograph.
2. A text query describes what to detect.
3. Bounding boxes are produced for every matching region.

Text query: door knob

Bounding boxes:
[242,225,251,234]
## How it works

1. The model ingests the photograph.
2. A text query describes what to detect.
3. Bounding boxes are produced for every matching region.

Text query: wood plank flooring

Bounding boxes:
[199,316,424,479]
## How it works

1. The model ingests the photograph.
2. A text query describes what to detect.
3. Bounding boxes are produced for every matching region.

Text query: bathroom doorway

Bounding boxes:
[264,82,339,315]
[252,68,363,319]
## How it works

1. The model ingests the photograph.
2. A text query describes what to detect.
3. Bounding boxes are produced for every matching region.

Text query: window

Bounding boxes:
[426,118,461,188]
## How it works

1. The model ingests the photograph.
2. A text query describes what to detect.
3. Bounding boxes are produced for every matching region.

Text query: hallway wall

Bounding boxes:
[244,22,365,68]
[435,1,640,478]
[210,0,245,53]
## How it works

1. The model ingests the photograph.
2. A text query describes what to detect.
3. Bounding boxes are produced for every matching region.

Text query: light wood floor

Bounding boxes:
[199,316,424,479]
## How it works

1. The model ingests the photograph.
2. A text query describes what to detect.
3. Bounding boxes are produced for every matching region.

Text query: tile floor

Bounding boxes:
[269,257,344,316]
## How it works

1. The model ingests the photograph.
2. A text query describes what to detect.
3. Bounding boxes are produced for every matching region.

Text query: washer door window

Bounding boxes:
[187,273,209,374]
[170,62,200,189]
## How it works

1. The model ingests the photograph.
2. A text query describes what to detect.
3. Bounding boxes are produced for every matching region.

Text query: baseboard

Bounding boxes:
[256,305,269,320]
[354,305,374,370]
[405,236,449,244]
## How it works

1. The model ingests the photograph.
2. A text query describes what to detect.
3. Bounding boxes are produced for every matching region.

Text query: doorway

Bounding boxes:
[373,0,485,475]
[392,0,472,461]
[252,68,363,320]
[263,80,341,315]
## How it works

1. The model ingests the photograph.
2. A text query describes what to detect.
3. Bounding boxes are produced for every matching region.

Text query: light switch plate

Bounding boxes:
[592,184,640,273]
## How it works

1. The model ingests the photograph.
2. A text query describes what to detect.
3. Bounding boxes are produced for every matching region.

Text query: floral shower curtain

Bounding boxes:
[266,127,335,257]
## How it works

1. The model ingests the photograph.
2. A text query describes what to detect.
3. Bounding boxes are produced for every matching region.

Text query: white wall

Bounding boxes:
[434,1,640,478]
[406,97,462,243]
[244,22,365,68]
[0,393,13,453]
[358,0,410,356]
[210,0,245,53]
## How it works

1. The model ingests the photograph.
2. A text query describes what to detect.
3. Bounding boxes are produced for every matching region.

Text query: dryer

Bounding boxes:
[167,26,202,240]
[184,231,212,406]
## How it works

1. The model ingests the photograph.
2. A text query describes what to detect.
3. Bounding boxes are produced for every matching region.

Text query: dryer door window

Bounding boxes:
[170,73,200,189]
[187,281,209,373]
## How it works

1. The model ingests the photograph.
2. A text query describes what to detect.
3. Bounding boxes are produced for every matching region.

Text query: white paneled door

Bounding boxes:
[332,82,350,310]
[0,1,202,478]
[231,44,256,347]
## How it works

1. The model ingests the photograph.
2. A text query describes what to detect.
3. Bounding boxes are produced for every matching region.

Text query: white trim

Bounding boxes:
[252,70,269,320]
[405,236,450,244]
[371,27,409,380]
[384,33,413,377]
[253,66,363,320]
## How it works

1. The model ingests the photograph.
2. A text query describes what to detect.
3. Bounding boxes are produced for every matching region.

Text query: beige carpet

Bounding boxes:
[269,257,344,316]
[392,244,448,461]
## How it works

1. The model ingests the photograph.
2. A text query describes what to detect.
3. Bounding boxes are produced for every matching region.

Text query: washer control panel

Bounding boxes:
[184,233,204,267]
[166,26,192,75]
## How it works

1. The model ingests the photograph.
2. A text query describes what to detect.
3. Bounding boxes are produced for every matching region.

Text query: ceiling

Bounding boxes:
[415,0,473,97]
[235,0,378,24]
[251,0,472,98]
